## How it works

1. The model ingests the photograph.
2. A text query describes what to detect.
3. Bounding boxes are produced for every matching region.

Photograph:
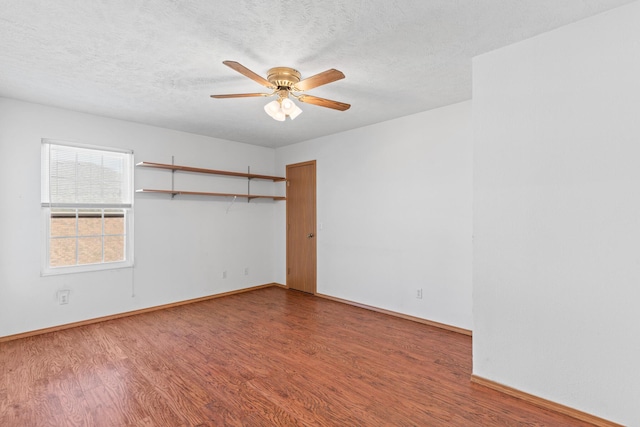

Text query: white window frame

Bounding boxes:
[41,139,134,275]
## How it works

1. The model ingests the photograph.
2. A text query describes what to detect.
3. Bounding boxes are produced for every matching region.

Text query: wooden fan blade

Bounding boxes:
[294,69,345,91]
[223,60,275,89]
[210,93,270,99]
[297,95,350,111]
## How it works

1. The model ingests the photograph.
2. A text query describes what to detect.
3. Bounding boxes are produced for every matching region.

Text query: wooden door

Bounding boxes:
[286,160,316,294]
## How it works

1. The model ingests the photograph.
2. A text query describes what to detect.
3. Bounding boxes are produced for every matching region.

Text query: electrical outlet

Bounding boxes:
[222,271,227,279]
[416,288,423,299]
[244,267,249,276]
[58,289,70,305]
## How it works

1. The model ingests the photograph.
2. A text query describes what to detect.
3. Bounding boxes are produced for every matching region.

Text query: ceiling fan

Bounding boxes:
[210,61,350,121]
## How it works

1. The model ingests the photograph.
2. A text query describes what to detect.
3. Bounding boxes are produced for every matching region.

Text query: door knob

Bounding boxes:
[307,233,314,238]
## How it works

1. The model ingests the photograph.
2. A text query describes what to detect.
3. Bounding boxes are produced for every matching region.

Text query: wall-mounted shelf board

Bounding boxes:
[135,160,285,201]
[136,189,285,201]
[136,162,285,182]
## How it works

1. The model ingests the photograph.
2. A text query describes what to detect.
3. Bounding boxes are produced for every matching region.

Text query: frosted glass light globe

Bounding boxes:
[281,98,295,114]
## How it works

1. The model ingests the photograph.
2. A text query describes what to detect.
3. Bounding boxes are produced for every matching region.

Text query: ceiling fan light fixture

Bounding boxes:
[264,98,302,121]
[281,98,295,114]
[288,104,303,120]
[273,109,286,121]
[264,100,281,117]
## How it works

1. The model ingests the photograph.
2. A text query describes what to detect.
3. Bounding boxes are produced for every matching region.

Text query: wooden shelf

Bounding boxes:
[135,160,285,201]
[136,162,285,182]
[136,189,285,201]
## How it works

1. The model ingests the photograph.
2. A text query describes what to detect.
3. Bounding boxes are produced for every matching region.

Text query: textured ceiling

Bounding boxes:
[0,0,634,148]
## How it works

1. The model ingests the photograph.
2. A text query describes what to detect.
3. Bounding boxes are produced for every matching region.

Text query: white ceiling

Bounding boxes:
[0,0,634,148]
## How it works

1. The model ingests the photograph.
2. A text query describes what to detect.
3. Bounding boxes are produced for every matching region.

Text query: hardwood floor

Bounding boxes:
[1,287,595,426]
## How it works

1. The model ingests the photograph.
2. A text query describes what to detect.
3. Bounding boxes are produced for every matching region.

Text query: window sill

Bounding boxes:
[41,261,134,276]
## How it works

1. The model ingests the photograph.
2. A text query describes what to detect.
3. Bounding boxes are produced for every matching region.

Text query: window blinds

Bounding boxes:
[42,140,133,207]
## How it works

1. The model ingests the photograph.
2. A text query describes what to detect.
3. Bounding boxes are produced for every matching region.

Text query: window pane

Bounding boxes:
[78,237,103,264]
[78,209,102,237]
[50,237,77,267]
[104,236,125,262]
[50,209,76,237]
[104,210,125,235]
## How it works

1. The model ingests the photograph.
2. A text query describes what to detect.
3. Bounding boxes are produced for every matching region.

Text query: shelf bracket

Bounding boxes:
[171,155,176,199]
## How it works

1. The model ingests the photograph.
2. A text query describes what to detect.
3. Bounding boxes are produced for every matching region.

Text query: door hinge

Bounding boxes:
[287,268,291,275]
[287,180,290,187]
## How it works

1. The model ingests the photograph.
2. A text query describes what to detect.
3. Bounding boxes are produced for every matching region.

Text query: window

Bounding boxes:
[41,140,133,274]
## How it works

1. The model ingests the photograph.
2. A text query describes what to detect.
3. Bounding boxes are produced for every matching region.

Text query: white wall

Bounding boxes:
[0,96,473,337]
[0,97,281,338]
[473,2,640,425]
[275,101,473,330]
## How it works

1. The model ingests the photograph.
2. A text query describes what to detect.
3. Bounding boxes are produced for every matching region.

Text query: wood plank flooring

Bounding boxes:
[1,287,596,426]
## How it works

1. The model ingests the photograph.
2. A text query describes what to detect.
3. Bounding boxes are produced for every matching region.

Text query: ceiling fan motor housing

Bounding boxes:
[267,67,301,89]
